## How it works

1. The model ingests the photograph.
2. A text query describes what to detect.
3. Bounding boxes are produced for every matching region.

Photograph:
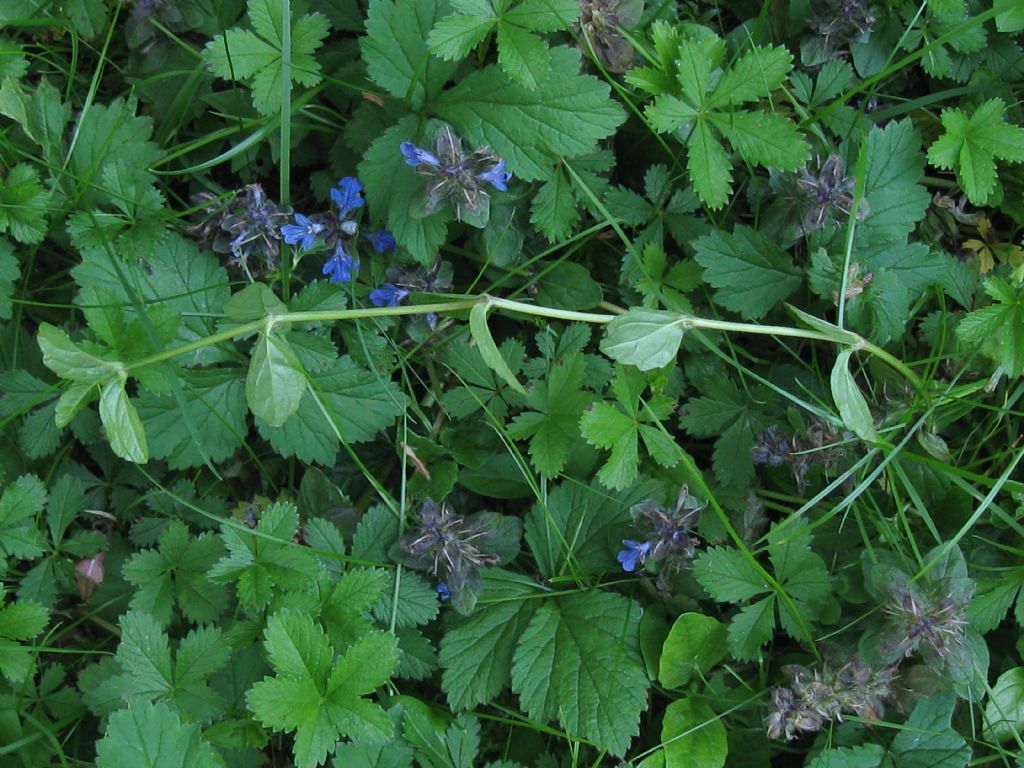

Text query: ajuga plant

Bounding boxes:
[4,0,1024,766]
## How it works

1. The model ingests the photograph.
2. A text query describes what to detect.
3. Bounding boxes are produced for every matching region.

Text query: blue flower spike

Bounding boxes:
[280,213,324,252]
[617,540,652,572]
[400,141,441,167]
[330,176,365,220]
[477,160,512,192]
[369,283,410,308]
[322,242,359,283]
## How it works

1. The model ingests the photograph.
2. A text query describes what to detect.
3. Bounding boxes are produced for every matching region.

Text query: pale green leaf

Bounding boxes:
[99,377,149,463]
[246,331,306,428]
[661,698,727,768]
[659,613,727,688]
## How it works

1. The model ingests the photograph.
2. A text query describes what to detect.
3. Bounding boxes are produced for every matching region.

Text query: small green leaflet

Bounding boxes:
[640,33,807,208]
[0,586,48,683]
[203,0,329,115]
[434,46,626,181]
[508,352,594,477]
[0,475,47,575]
[207,502,322,611]
[661,698,727,768]
[510,591,648,757]
[122,521,227,625]
[0,163,48,244]
[893,694,971,768]
[99,376,149,463]
[362,0,459,109]
[956,277,1024,377]
[927,99,1024,205]
[600,308,686,371]
[579,365,679,489]
[857,120,931,245]
[95,700,224,768]
[679,376,760,489]
[830,349,878,442]
[428,0,579,90]
[246,329,307,428]
[806,745,885,768]
[693,225,801,320]
[37,323,117,381]
[0,238,17,319]
[246,610,399,768]
[89,611,231,723]
[469,301,527,395]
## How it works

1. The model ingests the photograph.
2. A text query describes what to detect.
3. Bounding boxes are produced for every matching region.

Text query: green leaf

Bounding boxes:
[93,611,230,723]
[137,368,247,470]
[204,0,329,115]
[830,350,877,442]
[523,479,656,578]
[37,323,117,381]
[687,120,732,209]
[508,352,595,477]
[440,598,538,710]
[806,745,885,768]
[0,475,47,568]
[363,0,459,108]
[710,110,808,170]
[984,667,1024,743]
[0,163,48,244]
[428,9,495,60]
[505,0,579,31]
[246,330,307,428]
[95,701,224,768]
[693,547,768,603]
[208,502,322,610]
[996,0,1024,31]
[726,596,776,661]
[434,46,626,181]
[957,277,1024,376]
[706,45,792,108]
[530,166,579,241]
[0,589,48,682]
[0,238,18,320]
[858,120,931,244]
[496,25,550,90]
[693,225,801,319]
[927,99,1024,205]
[579,365,679,490]
[659,613,727,688]
[99,377,149,463]
[893,694,970,768]
[661,698,727,768]
[600,308,686,371]
[470,302,527,396]
[247,610,398,768]
[257,355,406,465]
[123,522,228,624]
[511,591,648,757]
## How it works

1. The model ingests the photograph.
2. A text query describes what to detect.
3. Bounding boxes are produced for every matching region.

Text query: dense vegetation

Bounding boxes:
[1,0,1024,766]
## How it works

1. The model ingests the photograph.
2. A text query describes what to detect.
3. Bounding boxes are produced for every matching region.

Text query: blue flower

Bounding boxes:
[617,539,652,572]
[330,177,365,221]
[477,159,512,192]
[280,213,323,252]
[365,229,396,254]
[322,242,359,283]
[369,282,410,307]
[437,582,450,601]
[400,141,441,167]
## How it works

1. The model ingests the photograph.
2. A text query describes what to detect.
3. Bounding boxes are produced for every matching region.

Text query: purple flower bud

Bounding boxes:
[369,282,410,308]
[476,159,512,192]
[366,229,397,254]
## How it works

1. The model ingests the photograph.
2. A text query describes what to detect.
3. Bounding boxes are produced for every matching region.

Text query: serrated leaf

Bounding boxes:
[428,11,495,60]
[806,745,885,768]
[693,547,768,602]
[0,163,49,244]
[892,694,970,768]
[496,25,550,90]
[710,110,808,169]
[706,45,792,108]
[511,591,648,757]
[0,475,47,566]
[95,701,224,768]
[726,596,776,661]
[957,277,1024,376]
[434,46,626,181]
[984,667,1024,743]
[687,120,732,209]
[858,120,931,244]
[363,0,459,108]
[0,239,20,320]
[694,226,801,319]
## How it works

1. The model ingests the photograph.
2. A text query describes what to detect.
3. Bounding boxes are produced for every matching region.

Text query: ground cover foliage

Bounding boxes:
[1,0,1024,765]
